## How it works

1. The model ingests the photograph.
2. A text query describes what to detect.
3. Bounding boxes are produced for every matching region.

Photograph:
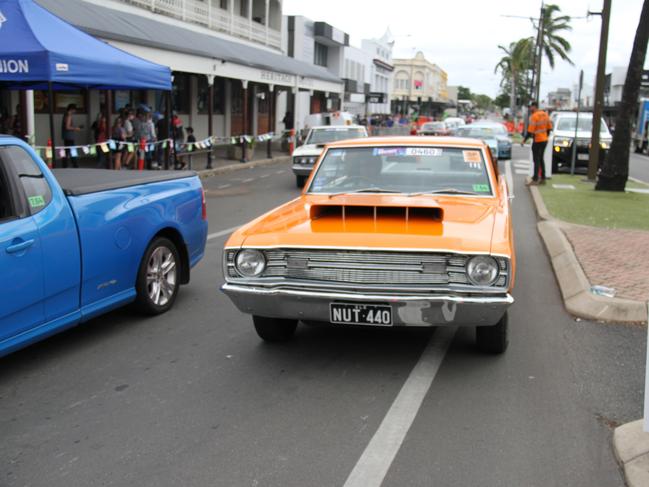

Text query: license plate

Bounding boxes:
[330,303,393,326]
[578,153,590,160]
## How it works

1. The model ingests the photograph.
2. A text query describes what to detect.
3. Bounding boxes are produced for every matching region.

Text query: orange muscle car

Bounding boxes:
[222,137,516,353]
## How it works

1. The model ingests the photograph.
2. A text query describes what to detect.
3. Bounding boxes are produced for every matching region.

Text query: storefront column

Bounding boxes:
[25,90,34,145]
[241,79,248,162]
[267,84,274,158]
[224,78,232,136]
[252,84,258,136]
[207,74,214,169]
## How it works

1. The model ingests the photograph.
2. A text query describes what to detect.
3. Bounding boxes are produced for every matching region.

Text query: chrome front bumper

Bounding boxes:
[221,283,513,327]
[292,165,315,176]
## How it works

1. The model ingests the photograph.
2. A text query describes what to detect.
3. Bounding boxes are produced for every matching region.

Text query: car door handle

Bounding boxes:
[6,239,35,254]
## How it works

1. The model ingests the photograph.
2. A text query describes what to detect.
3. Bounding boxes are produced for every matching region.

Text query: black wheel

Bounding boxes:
[253,316,298,342]
[634,143,642,154]
[135,237,181,315]
[296,175,307,188]
[476,312,508,354]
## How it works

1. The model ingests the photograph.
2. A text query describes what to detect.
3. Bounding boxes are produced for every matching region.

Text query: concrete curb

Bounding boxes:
[196,155,290,179]
[613,420,649,487]
[529,185,648,324]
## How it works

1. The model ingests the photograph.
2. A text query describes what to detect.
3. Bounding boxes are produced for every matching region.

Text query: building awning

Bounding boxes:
[36,0,343,92]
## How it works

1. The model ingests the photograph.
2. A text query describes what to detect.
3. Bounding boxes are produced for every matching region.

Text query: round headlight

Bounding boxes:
[466,255,499,286]
[235,249,266,277]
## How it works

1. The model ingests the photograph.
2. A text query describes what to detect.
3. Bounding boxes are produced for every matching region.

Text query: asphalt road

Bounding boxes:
[630,151,649,183]
[1,146,646,487]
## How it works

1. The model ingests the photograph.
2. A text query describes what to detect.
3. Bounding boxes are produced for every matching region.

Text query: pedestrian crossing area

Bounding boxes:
[513,159,531,175]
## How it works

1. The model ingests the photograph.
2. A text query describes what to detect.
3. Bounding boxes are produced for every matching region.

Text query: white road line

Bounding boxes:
[343,327,457,487]
[515,169,530,175]
[259,174,270,178]
[242,178,254,183]
[217,184,231,189]
[207,226,240,241]
[275,170,285,174]
[514,162,530,168]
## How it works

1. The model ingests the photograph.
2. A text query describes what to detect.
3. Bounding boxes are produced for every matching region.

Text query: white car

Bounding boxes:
[547,112,612,175]
[292,125,368,187]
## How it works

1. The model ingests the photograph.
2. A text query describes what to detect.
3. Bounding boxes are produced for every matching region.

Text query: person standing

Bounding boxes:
[94,108,108,169]
[523,101,552,185]
[61,104,82,168]
[111,116,127,171]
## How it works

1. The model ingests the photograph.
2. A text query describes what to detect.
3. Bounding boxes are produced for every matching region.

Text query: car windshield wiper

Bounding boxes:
[327,187,401,198]
[406,188,480,196]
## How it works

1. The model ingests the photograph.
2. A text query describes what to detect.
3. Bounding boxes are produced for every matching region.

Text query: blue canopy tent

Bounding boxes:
[0,0,172,165]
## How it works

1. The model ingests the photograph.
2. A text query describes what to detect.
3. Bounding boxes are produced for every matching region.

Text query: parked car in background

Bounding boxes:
[0,136,208,357]
[633,98,649,154]
[444,117,466,131]
[223,136,516,354]
[452,125,500,160]
[292,125,368,187]
[418,121,450,136]
[470,122,512,159]
[550,112,612,173]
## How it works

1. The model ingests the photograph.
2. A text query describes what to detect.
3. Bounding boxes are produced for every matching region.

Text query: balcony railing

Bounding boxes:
[119,0,282,50]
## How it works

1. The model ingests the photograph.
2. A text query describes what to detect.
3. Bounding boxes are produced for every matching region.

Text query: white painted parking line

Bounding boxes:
[217,184,231,189]
[207,226,240,241]
[260,174,270,178]
[242,178,254,183]
[343,326,457,487]
[515,169,530,175]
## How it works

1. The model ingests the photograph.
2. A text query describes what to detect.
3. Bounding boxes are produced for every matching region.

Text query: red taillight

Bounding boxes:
[201,188,207,220]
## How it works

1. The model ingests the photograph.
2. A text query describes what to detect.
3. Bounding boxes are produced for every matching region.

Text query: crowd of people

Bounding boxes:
[60,103,193,170]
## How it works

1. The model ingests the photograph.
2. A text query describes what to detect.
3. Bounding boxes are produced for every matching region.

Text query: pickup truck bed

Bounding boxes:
[52,169,197,196]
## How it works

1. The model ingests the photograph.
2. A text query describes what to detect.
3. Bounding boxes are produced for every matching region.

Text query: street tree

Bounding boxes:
[539,4,574,68]
[596,0,649,192]
[495,37,534,120]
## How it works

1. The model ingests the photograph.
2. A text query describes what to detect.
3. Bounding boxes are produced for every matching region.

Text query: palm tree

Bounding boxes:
[533,4,574,101]
[495,38,534,121]
[540,4,574,68]
[596,0,649,191]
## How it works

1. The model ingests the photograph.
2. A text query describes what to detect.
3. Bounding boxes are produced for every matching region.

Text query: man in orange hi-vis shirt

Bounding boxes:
[522,101,552,185]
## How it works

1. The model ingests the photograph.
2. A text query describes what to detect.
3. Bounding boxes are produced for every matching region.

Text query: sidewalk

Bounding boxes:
[52,142,290,174]
[528,179,649,487]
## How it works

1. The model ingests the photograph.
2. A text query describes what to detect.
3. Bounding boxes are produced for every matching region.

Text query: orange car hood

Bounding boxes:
[234,193,500,254]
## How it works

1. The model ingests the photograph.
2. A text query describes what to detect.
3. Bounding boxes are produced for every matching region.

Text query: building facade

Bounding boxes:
[546,88,571,110]
[283,15,347,129]
[361,30,394,115]
[390,51,448,117]
[2,0,344,147]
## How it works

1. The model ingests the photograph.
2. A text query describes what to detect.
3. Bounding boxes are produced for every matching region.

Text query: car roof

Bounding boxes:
[324,136,487,149]
[309,125,365,130]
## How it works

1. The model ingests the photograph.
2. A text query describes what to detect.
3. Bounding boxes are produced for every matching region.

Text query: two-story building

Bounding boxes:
[390,51,448,118]
[4,0,344,146]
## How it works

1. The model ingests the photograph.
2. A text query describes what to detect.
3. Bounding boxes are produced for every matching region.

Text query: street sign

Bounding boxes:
[366,92,385,104]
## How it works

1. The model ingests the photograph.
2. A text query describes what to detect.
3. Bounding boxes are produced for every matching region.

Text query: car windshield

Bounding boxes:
[474,124,507,135]
[305,128,367,145]
[556,117,610,134]
[307,146,493,196]
[455,127,497,138]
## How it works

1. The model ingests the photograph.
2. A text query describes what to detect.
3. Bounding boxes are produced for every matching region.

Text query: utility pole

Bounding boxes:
[587,0,611,181]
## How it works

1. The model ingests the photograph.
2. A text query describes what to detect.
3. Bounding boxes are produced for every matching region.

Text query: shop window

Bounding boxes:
[34,90,88,114]
[197,77,226,114]
[172,73,191,114]
[314,43,328,67]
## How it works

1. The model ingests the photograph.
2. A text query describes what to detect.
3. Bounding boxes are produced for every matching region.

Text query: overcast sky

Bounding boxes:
[283,0,648,100]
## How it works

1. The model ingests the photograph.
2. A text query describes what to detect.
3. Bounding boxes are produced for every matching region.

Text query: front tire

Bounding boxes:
[551,155,559,174]
[253,316,298,342]
[296,175,307,188]
[135,237,181,315]
[476,312,508,354]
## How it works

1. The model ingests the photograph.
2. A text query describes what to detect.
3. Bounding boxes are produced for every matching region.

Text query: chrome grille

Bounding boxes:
[241,249,508,287]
